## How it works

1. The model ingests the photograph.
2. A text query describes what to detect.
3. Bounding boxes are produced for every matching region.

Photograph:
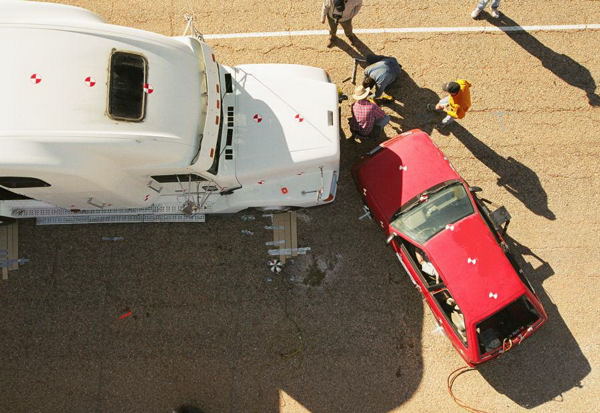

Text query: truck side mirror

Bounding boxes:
[386,233,396,245]
[469,186,482,193]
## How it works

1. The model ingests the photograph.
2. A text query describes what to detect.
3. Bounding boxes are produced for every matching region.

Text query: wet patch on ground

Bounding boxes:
[281,253,342,288]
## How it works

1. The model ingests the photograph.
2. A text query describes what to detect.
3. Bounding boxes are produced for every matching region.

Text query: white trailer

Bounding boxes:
[0,1,340,225]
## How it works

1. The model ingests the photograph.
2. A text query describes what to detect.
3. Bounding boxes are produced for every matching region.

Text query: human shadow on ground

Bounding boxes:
[437,122,556,220]
[349,68,556,220]
[487,13,600,106]
[331,37,361,60]
[331,33,375,61]
[382,70,441,135]
[477,236,591,408]
[349,34,375,58]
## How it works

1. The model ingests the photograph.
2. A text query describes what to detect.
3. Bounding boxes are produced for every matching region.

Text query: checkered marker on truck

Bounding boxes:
[30,73,42,84]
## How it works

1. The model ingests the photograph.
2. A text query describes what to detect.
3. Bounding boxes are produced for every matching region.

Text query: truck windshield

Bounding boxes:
[477,295,540,355]
[390,182,474,243]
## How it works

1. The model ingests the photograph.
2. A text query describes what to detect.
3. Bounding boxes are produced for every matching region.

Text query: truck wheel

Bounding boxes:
[0,216,16,226]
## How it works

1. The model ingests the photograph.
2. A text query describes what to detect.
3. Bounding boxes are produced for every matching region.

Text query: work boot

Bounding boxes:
[379,93,394,101]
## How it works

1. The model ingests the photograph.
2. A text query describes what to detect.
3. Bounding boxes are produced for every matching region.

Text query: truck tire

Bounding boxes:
[257,206,294,213]
[0,216,16,226]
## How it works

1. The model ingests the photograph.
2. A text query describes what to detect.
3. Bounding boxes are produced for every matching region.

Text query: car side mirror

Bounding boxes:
[469,186,482,193]
[491,206,511,235]
[386,233,396,245]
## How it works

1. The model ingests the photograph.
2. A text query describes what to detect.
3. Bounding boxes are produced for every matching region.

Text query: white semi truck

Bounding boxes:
[0,1,340,225]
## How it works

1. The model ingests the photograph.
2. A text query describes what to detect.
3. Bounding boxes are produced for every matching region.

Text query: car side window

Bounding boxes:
[432,289,468,345]
[398,241,440,287]
[398,240,468,346]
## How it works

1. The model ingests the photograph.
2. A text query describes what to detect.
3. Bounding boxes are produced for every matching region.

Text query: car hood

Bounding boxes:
[425,213,527,322]
[226,64,339,182]
[354,130,461,221]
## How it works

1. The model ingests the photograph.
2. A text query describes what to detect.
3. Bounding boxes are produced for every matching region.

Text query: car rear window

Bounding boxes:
[108,51,147,121]
[477,295,540,355]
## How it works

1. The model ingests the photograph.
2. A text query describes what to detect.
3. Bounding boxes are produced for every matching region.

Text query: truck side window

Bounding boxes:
[151,174,205,183]
[108,51,147,121]
[0,177,51,188]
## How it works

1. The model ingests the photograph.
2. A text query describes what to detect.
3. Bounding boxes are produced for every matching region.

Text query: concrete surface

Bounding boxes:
[0,1,599,412]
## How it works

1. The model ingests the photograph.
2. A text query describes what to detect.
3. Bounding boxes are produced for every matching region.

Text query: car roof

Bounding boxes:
[425,213,527,322]
[355,130,462,220]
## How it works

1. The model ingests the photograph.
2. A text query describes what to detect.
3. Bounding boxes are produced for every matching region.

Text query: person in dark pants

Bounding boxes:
[320,0,363,48]
[362,54,402,100]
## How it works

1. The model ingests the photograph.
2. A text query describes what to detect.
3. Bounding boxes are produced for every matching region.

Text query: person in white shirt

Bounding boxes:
[416,250,439,284]
[320,0,363,48]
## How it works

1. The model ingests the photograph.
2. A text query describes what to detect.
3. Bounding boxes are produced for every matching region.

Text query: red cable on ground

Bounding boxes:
[118,311,133,320]
[447,366,490,413]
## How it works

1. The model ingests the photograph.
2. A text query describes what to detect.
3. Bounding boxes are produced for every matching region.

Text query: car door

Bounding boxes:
[391,237,470,358]
[389,238,445,321]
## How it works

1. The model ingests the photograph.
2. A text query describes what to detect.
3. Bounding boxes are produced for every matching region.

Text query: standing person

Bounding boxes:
[362,54,403,100]
[471,0,501,19]
[427,80,472,127]
[321,0,363,48]
[349,85,390,142]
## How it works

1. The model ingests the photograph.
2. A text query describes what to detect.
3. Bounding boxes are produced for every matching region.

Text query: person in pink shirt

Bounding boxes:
[349,85,390,142]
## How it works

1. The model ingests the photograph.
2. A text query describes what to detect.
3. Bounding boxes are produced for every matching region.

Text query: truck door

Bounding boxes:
[149,173,221,209]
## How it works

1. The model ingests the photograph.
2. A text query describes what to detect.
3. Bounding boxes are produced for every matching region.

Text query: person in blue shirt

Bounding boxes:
[362,54,402,101]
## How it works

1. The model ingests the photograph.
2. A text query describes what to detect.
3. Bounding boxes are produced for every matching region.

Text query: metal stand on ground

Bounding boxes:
[265,211,311,272]
[0,222,19,280]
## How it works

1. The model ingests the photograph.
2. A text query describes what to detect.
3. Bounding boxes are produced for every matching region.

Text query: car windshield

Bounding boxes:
[390,182,474,243]
[477,295,540,355]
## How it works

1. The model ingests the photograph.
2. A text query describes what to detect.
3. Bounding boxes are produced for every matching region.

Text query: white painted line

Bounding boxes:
[204,23,600,40]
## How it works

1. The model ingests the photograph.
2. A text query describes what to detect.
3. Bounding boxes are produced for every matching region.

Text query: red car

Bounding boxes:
[352,129,547,365]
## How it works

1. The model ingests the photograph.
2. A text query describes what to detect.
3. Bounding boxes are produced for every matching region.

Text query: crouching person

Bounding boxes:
[363,54,402,101]
[349,85,390,142]
[428,79,472,128]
